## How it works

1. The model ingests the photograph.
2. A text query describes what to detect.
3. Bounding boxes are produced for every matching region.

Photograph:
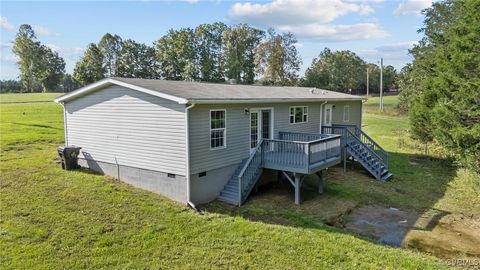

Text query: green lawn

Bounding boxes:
[363,95,401,115]
[1,94,475,269]
[0,92,62,103]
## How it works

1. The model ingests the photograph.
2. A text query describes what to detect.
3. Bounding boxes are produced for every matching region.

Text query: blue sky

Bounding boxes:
[0,0,432,80]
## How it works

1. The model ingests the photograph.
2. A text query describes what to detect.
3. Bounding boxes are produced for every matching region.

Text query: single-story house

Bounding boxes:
[55,78,391,207]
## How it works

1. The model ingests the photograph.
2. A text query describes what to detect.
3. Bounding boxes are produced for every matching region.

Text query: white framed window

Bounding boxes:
[289,106,308,124]
[343,105,350,122]
[210,109,226,149]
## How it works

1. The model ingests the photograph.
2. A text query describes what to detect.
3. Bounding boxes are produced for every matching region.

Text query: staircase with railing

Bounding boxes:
[322,125,392,180]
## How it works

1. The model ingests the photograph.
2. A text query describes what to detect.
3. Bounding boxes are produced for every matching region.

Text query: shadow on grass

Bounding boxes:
[12,122,63,130]
[200,151,461,255]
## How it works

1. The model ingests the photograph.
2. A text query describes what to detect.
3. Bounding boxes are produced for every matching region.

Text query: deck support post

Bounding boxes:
[317,170,324,194]
[294,173,303,205]
[343,148,347,173]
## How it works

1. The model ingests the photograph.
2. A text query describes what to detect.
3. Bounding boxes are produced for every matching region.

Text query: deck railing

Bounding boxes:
[237,133,342,205]
[279,131,330,142]
[237,140,264,205]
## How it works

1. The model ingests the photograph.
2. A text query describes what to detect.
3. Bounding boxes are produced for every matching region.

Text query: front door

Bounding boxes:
[250,109,272,152]
[324,104,333,126]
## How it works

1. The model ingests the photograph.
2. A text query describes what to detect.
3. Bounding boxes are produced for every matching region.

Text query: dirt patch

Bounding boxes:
[344,205,480,259]
[405,210,480,259]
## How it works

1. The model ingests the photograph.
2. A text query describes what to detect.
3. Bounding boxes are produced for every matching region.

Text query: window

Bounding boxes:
[210,110,226,149]
[167,173,176,178]
[343,106,350,122]
[199,172,207,177]
[289,106,308,124]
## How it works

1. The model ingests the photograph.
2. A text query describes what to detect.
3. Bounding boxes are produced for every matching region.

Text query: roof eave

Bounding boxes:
[187,98,364,104]
[54,78,189,104]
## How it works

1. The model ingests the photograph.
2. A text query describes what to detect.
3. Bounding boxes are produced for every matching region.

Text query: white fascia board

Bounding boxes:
[54,78,189,104]
[189,98,364,104]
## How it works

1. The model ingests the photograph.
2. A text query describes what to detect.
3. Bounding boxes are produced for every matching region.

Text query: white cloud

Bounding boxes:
[32,25,59,37]
[279,23,389,42]
[46,44,84,60]
[375,41,416,52]
[0,53,18,62]
[230,0,374,26]
[357,41,416,65]
[229,0,388,42]
[0,17,15,32]
[394,0,431,16]
[294,42,304,49]
[1,42,13,49]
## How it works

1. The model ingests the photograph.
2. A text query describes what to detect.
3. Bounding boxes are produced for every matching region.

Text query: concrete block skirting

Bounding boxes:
[78,158,187,203]
[190,163,240,205]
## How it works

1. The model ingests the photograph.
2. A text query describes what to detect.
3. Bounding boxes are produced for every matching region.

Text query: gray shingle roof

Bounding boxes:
[111,77,363,102]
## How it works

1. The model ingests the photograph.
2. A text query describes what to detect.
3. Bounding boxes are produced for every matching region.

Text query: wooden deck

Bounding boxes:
[262,132,341,174]
[219,131,342,206]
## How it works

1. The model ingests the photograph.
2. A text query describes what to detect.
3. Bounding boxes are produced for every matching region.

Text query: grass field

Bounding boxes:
[1,93,477,269]
[363,95,402,115]
[0,92,62,103]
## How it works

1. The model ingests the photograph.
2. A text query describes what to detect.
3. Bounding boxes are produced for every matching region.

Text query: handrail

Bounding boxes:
[343,128,386,169]
[237,139,264,205]
[325,125,388,170]
[331,124,387,157]
[354,128,388,162]
[238,139,263,178]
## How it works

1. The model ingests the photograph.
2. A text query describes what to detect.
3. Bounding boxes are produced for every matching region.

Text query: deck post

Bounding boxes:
[343,148,347,173]
[294,173,302,205]
[317,170,324,194]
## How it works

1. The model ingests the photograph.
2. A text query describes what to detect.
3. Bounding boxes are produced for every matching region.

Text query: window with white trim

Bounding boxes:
[210,110,226,149]
[289,106,308,124]
[343,105,350,122]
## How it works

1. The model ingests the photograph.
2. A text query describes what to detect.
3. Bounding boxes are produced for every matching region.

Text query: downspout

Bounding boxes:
[319,101,327,133]
[361,99,367,129]
[185,103,196,210]
[61,102,68,145]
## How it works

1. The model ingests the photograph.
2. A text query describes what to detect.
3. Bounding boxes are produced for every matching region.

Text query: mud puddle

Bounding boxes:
[344,205,480,259]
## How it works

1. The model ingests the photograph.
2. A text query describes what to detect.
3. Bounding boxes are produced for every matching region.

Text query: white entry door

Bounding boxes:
[324,104,333,126]
[250,109,272,152]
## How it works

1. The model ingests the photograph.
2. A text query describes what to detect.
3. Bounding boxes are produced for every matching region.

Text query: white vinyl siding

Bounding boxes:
[210,109,226,149]
[289,106,308,124]
[65,85,187,176]
[343,105,350,122]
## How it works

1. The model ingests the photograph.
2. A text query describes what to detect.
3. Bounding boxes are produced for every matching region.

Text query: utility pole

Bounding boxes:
[380,58,384,111]
[366,67,369,99]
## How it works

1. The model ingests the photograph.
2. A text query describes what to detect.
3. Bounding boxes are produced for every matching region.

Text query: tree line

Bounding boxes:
[301,48,397,94]
[398,0,479,173]
[1,24,77,93]
[72,24,302,87]
[4,22,398,93]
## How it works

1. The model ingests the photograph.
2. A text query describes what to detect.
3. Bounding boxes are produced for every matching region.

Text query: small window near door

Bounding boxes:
[343,106,350,122]
[210,110,226,149]
[289,106,308,124]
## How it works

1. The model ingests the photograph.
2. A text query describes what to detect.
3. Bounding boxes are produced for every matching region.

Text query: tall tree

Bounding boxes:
[116,39,159,79]
[195,22,227,82]
[155,28,197,81]
[73,43,105,86]
[303,48,367,92]
[36,45,66,92]
[223,24,264,84]
[255,28,301,85]
[98,33,123,77]
[403,0,480,172]
[60,74,79,93]
[12,24,43,92]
